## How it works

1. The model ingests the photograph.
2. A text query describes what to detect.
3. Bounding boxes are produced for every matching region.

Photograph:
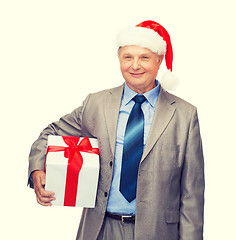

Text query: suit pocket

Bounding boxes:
[159,145,181,171]
[165,209,180,223]
[160,144,180,152]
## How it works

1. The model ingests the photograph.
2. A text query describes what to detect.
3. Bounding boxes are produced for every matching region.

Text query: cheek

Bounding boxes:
[120,62,130,73]
[146,62,161,75]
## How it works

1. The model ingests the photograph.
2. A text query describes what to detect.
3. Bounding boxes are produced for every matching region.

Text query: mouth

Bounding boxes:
[129,72,145,78]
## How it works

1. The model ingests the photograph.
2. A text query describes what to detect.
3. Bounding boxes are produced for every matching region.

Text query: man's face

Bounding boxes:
[118,45,163,94]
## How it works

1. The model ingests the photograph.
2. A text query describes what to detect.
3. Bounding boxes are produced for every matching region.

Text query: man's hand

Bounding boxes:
[32,170,56,206]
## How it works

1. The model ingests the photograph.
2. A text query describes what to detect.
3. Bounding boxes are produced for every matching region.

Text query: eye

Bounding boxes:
[123,55,132,61]
[141,56,149,60]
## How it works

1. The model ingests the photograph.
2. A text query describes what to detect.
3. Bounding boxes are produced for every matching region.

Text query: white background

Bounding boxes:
[1,0,236,239]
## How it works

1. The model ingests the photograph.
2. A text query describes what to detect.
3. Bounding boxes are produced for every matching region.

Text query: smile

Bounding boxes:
[129,72,145,78]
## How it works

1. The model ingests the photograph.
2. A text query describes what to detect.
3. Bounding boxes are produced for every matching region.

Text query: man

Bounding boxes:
[28,20,204,240]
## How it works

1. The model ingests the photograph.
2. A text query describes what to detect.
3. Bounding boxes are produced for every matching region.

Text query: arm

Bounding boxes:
[179,108,205,240]
[28,94,91,204]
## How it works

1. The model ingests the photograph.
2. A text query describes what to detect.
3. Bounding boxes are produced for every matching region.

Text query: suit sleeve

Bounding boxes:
[179,108,205,240]
[27,94,91,187]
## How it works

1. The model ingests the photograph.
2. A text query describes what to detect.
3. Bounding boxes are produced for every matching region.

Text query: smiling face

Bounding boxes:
[118,45,163,94]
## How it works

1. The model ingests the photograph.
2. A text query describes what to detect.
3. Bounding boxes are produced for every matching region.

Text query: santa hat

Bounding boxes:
[116,20,178,91]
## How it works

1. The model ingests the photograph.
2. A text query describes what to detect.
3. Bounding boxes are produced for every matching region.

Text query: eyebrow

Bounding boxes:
[122,52,151,56]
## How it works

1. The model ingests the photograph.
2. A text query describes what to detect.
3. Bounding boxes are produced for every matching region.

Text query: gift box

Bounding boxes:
[45,135,99,208]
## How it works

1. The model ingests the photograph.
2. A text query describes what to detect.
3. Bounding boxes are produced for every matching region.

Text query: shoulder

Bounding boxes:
[89,84,124,98]
[79,84,124,113]
[162,88,197,113]
[159,88,198,125]
[160,89,201,134]
[85,84,124,104]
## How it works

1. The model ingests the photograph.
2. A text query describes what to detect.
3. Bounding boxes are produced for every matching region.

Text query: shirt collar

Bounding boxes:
[123,80,160,108]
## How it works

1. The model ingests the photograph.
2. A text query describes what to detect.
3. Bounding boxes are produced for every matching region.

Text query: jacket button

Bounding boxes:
[104,192,108,197]
[109,161,113,167]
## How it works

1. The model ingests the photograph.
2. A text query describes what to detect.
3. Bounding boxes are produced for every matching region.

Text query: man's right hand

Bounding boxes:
[32,170,56,206]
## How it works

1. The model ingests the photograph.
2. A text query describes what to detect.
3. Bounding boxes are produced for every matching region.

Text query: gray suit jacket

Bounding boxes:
[28,84,204,240]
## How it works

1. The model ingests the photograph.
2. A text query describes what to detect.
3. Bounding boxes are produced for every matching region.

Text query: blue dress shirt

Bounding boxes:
[106,80,160,215]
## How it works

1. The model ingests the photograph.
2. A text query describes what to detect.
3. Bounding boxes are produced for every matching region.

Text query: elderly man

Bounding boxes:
[28,20,204,240]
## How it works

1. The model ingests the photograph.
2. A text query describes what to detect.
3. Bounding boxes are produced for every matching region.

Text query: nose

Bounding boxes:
[131,58,141,71]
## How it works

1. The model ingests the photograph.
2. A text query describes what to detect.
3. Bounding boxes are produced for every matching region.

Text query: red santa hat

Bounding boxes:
[116,20,178,91]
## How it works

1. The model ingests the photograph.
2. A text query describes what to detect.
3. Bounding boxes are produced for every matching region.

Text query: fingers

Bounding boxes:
[35,185,56,206]
[36,194,55,207]
[32,170,56,206]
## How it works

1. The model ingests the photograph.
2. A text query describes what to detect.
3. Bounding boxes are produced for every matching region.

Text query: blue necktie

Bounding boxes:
[119,95,146,202]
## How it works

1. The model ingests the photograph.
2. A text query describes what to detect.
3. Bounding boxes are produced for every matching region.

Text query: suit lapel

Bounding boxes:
[103,84,124,157]
[103,85,176,162]
[141,88,176,162]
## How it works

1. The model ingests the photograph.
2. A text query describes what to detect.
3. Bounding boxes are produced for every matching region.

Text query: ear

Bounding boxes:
[158,55,164,64]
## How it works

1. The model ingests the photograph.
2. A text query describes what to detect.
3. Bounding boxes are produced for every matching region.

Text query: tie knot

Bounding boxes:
[133,95,146,104]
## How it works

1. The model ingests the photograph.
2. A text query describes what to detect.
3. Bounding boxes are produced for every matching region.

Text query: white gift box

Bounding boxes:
[45,135,99,208]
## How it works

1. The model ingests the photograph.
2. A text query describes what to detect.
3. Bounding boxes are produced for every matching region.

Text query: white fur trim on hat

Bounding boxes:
[160,70,179,91]
[116,27,167,55]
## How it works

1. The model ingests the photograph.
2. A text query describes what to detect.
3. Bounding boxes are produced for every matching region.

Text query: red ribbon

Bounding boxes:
[46,136,99,206]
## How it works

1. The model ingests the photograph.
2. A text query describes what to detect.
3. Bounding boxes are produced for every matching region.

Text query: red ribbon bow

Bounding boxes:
[46,136,99,206]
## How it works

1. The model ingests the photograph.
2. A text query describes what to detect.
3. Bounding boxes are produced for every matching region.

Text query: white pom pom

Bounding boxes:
[159,70,179,91]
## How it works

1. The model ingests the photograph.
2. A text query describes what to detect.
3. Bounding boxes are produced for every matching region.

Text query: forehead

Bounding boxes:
[119,45,155,55]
